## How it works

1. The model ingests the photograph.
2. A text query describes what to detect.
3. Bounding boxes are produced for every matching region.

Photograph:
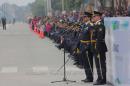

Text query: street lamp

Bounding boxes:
[44,0,47,15]
[62,0,65,12]
[112,0,115,15]
[46,0,52,16]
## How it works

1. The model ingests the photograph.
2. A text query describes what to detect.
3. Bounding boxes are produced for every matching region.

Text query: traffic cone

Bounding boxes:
[36,28,38,34]
[39,29,44,39]
[37,28,40,35]
[34,26,37,33]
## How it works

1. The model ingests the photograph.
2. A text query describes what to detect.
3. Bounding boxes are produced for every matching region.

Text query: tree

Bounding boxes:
[51,0,82,12]
[67,0,82,11]
[99,0,105,9]
[30,0,82,16]
[31,0,45,16]
[51,0,62,11]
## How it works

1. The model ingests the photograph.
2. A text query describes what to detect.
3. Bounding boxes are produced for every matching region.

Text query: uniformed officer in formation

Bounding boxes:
[92,11,108,85]
[79,12,94,83]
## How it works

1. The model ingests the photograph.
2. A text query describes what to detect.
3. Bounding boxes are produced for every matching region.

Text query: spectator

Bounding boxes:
[45,21,52,37]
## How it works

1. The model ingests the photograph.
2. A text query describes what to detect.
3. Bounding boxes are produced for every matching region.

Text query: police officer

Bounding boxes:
[1,17,6,30]
[79,12,94,83]
[92,11,108,85]
[13,18,15,24]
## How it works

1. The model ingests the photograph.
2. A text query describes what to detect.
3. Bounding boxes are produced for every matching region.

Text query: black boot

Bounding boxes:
[81,78,93,83]
[94,78,106,85]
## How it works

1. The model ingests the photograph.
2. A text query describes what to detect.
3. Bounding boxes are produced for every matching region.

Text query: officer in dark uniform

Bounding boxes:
[13,18,15,24]
[92,11,108,85]
[79,12,94,83]
[1,17,6,30]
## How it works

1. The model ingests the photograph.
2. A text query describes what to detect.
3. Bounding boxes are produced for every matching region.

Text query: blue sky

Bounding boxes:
[0,0,35,6]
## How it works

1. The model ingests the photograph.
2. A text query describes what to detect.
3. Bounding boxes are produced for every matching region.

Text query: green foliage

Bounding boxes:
[52,0,82,11]
[30,0,82,16]
[31,0,45,16]
[65,0,82,11]
[99,0,105,9]
[52,0,62,11]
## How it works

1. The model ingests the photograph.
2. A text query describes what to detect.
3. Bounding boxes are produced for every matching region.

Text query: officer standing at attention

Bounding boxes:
[92,11,108,85]
[1,17,6,30]
[79,12,94,83]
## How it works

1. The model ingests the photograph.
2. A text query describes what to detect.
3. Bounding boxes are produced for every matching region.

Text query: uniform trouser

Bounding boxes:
[94,51,106,81]
[2,24,6,30]
[81,50,93,79]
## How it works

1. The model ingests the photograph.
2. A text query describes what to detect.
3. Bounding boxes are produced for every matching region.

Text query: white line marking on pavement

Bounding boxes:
[1,67,18,73]
[32,66,49,73]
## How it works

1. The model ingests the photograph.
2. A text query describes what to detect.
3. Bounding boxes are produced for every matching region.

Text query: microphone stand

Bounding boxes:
[51,41,76,84]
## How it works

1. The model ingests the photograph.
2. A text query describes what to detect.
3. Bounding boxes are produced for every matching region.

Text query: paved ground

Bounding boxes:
[0,23,112,86]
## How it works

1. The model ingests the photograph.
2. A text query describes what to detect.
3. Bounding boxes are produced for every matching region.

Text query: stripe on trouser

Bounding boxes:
[98,54,104,79]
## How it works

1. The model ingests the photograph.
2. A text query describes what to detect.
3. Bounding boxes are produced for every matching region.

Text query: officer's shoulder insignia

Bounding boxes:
[90,23,94,26]
[97,22,101,25]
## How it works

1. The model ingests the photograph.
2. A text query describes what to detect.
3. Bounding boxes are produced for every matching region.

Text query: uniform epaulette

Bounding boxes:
[90,22,94,26]
[97,22,101,25]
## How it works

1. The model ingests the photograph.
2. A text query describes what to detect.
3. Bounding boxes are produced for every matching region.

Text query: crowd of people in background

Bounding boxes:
[102,9,129,17]
[29,9,130,37]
